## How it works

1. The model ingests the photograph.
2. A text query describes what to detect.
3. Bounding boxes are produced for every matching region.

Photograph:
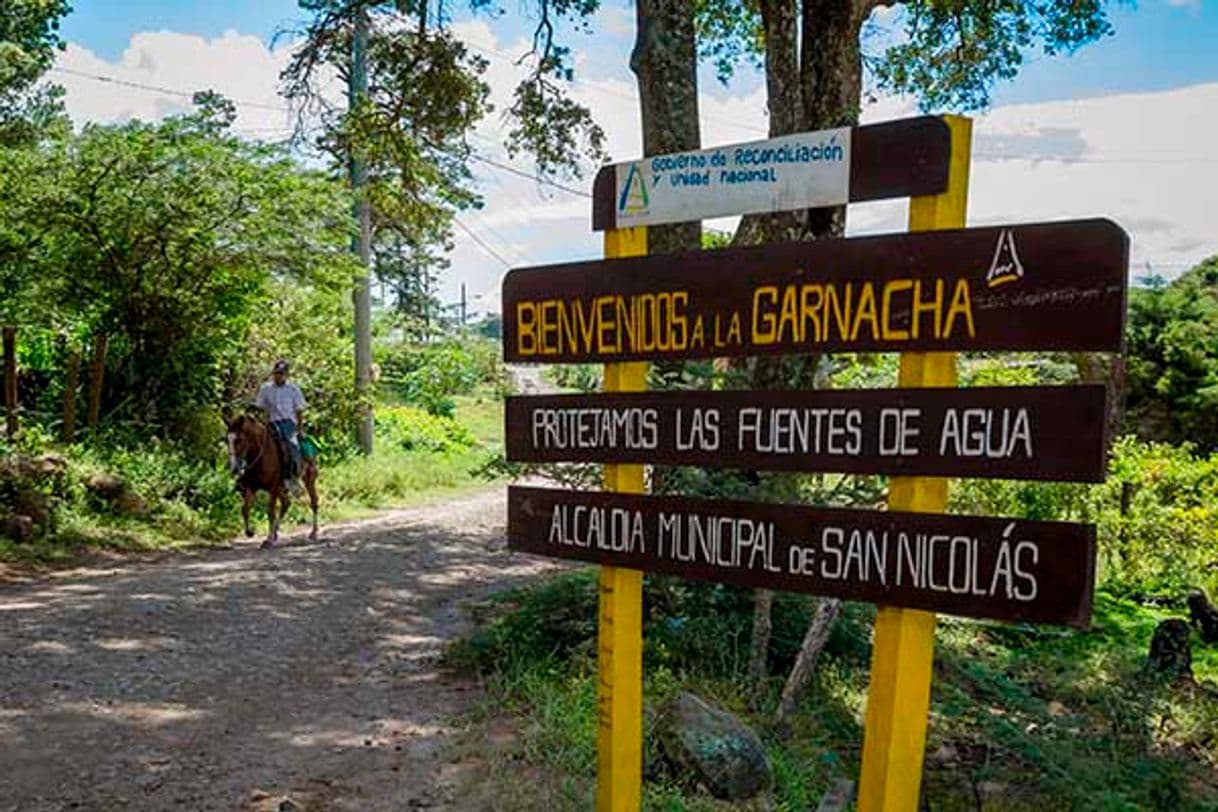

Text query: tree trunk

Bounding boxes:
[1073,352,1127,442]
[87,333,108,432]
[3,326,16,440]
[748,589,775,678]
[630,0,701,257]
[777,597,842,726]
[758,0,871,713]
[63,350,81,443]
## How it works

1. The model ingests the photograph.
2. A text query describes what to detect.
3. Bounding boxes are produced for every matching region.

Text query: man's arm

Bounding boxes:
[294,386,307,438]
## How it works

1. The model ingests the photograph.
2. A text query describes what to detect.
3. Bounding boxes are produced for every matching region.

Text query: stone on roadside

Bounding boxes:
[1187,591,1218,644]
[1148,618,1193,681]
[4,513,35,542]
[115,490,150,518]
[658,691,771,801]
[86,472,126,499]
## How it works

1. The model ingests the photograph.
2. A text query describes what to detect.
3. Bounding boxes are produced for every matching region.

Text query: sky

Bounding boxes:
[48,0,1218,314]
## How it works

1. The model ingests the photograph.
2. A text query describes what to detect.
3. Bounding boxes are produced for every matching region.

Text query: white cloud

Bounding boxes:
[52,26,1218,309]
[55,31,299,137]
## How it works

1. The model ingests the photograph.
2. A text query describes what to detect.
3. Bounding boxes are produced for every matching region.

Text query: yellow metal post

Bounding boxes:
[597,226,648,811]
[857,115,973,812]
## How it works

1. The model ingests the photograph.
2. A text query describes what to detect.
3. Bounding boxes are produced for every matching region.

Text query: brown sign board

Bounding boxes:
[501,219,1129,364]
[505,385,1109,483]
[508,486,1096,627]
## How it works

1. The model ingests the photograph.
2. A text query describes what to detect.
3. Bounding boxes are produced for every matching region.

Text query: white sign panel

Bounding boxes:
[612,127,852,228]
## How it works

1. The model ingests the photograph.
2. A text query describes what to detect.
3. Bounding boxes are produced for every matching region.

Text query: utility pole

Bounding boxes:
[460,283,467,328]
[350,8,374,454]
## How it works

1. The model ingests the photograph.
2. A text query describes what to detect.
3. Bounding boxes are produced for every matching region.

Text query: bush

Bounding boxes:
[378,338,508,415]
[544,363,601,392]
[952,436,1218,601]
[375,405,475,454]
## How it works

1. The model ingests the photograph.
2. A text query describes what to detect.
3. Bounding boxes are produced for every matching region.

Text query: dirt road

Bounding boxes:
[0,488,551,811]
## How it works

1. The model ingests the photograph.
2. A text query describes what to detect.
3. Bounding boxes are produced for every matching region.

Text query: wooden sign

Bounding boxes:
[508,486,1096,627]
[505,385,1109,482]
[502,218,1129,364]
[592,116,952,230]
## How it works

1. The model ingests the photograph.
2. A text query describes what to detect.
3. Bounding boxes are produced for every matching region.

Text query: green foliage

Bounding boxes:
[1091,437,1218,600]
[876,0,1116,110]
[0,102,357,445]
[543,363,601,393]
[377,338,507,415]
[953,436,1218,600]
[454,583,1218,811]
[1125,259,1218,449]
[0,0,71,145]
[376,405,475,453]
[695,0,1117,112]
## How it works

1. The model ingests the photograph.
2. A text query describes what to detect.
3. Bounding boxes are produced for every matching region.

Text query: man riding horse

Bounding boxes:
[255,358,307,496]
[224,358,320,547]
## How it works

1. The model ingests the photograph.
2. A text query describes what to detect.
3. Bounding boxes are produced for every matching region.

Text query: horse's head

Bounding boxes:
[223,412,262,477]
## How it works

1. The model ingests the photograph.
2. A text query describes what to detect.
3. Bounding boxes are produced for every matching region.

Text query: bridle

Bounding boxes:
[232,419,269,478]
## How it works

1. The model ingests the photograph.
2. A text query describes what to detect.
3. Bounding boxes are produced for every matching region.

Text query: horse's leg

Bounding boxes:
[278,489,292,541]
[304,462,319,541]
[263,486,280,548]
[242,488,255,538]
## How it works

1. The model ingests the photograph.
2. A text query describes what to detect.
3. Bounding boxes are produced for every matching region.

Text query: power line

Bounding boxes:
[453,216,514,268]
[50,65,291,112]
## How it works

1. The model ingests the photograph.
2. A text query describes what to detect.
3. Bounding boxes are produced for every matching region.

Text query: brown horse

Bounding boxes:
[223,412,319,547]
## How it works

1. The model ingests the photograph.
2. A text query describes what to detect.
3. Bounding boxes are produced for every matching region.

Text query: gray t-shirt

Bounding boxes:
[256,381,307,424]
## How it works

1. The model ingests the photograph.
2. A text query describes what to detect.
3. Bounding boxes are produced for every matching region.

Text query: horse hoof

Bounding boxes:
[245,528,255,538]
[260,539,276,550]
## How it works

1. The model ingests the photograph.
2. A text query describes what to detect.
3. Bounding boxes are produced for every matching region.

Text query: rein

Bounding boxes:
[241,421,270,475]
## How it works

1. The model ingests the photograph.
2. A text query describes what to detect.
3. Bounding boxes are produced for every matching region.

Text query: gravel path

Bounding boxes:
[0,488,551,811]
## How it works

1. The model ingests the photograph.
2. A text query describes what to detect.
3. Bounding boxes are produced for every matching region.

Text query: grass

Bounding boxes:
[0,392,506,566]
[447,572,1218,811]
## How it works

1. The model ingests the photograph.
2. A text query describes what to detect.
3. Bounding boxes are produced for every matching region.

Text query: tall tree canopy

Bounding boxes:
[0,0,71,145]
[0,101,357,439]
[282,0,608,306]
[1125,260,1218,450]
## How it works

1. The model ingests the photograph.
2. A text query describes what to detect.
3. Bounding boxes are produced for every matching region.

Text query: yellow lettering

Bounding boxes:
[881,279,912,341]
[615,296,635,352]
[752,286,779,345]
[912,279,944,339]
[728,311,742,345]
[943,279,975,339]
[516,302,538,356]
[826,283,853,341]
[779,285,800,343]
[690,314,705,348]
[850,284,879,342]
[671,292,689,350]
[539,300,560,355]
[596,296,617,354]
[800,284,824,343]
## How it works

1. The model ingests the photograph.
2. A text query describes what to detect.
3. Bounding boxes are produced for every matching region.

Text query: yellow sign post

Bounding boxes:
[597,225,648,811]
[857,114,973,811]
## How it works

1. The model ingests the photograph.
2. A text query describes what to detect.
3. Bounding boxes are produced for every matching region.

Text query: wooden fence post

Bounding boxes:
[63,350,81,442]
[86,333,108,432]
[3,326,17,440]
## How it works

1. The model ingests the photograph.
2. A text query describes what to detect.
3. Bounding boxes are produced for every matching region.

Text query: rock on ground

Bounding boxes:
[658,690,772,801]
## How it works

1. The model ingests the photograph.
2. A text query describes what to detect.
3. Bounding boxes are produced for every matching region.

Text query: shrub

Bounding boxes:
[375,405,475,454]
[378,338,508,415]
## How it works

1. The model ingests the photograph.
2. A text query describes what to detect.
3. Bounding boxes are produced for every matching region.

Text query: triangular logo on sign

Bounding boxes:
[618,163,649,214]
[986,229,1025,288]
